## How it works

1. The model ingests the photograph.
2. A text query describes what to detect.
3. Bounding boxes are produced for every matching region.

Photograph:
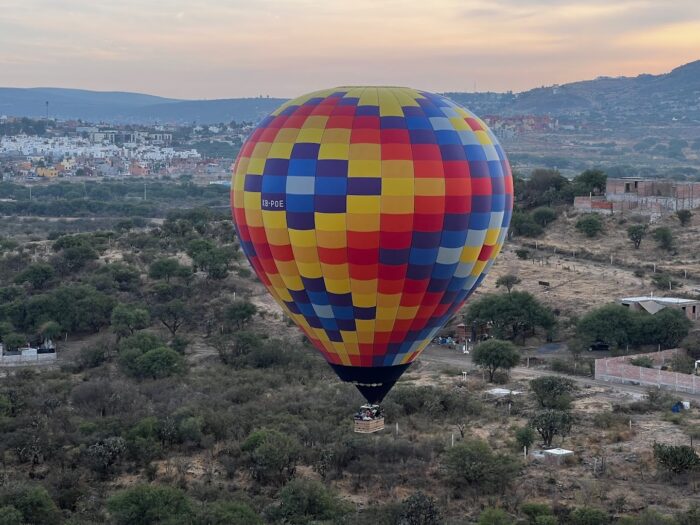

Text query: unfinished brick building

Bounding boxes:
[574,177,700,216]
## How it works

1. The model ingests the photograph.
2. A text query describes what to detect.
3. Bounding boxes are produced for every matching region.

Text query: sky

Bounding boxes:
[1,0,700,99]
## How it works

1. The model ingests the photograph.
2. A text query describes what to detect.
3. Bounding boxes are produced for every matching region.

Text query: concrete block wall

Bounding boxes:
[595,349,700,395]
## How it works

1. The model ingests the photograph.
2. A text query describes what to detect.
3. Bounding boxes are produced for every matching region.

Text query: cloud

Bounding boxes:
[616,20,700,49]
[0,0,699,97]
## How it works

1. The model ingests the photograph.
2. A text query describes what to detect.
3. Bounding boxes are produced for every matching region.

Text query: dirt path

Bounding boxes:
[419,344,700,402]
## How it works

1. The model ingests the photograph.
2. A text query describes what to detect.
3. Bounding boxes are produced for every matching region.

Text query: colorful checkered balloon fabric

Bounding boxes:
[231,87,513,371]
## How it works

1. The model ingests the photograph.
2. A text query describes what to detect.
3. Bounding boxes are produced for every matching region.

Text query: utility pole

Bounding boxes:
[143,182,147,201]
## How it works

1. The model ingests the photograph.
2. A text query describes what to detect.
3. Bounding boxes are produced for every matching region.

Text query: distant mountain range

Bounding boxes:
[0,87,285,125]
[2,60,699,125]
[446,60,700,125]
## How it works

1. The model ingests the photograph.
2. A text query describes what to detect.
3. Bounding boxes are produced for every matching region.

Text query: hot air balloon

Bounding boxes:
[231,87,513,431]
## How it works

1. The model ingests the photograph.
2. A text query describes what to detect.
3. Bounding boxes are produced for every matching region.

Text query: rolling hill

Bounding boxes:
[2,59,699,125]
[0,87,285,124]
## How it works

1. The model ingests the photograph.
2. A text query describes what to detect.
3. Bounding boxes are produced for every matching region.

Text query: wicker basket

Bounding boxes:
[354,417,385,433]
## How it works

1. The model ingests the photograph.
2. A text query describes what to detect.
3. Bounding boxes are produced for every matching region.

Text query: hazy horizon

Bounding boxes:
[2,0,700,99]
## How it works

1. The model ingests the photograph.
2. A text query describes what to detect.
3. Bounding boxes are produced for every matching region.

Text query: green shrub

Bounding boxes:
[570,507,609,525]
[575,214,603,237]
[478,508,513,525]
[107,484,193,525]
[521,502,553,524]
[196,501,262,525]
[441,439,519,495]
[242,429,301,486]
[0,484,61,525]
[267,479,351,524]
[629,356,654,368]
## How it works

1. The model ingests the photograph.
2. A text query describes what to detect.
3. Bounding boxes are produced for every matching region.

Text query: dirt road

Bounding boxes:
[419,344,700,402]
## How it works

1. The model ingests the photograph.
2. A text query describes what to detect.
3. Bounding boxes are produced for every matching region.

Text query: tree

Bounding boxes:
[59,244,99,272]
[677,209,692,226]
[187,239,234,279]
[186,238,216,269]
[575,214,603,238]
[653,442,700,476]
[133,347,185,380]
[214,330,264,366]
[572,169,606,196]
[196,501,262,525]
[398,491,442,525]
[118,332,164,355]
[515,426,535,451]
[531,410,572,447]
[472,339,520,382]
[242,429,301,486]
[529,376,577,409]
[149,258,191,282]
[33,284,115,334]
[570,508,609,525]
[0,506,23,525]
[639,309,691,349]
[1,333,26,350]
[576,304,634,348]
[37,320,61,343]
[441,439,519,495]
[85,437,126,479]
[117,333,185,379]
[225,300,258,331]
[518,169,572,208]
[495,274,521,293]
[0,484,61,525]
[465,292,556,341]
[509,212,543,238]
[532,207,557,227]
[107,484,193,525]
[0,322,13,341]
[14,263,55,289]
[151,300,189,336]
[76,344,107,370]
[515,248,530,260]
[111,304,150,339]
[653,227,674,251]
[477,508,512,525]
[271,479,350,525]
[627,224,647,249]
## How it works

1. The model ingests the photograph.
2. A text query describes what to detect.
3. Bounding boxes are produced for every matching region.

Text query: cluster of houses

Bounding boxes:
[0,134,203,179]
[0,117,255,181]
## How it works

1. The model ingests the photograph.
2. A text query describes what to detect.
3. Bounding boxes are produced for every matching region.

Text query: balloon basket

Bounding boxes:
[353,404,384,433]
[354,417,384,433]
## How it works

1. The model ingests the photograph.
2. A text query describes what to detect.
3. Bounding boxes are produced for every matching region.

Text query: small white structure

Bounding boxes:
[619,296,700,320]
[0,342,56,366]
[485,388,523,398]
[543,448,574,465]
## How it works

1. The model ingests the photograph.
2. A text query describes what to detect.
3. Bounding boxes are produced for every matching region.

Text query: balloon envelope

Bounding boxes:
[231,87,513,403]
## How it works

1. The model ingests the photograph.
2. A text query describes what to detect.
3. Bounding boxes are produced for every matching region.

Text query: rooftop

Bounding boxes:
[620,296,698,305]
[543,448,574,456]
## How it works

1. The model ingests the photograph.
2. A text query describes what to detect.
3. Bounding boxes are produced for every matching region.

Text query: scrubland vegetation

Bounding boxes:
[1,173,700,523]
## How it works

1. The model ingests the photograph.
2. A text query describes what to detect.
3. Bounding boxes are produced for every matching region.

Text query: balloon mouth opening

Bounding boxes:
[329,363,411,404]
